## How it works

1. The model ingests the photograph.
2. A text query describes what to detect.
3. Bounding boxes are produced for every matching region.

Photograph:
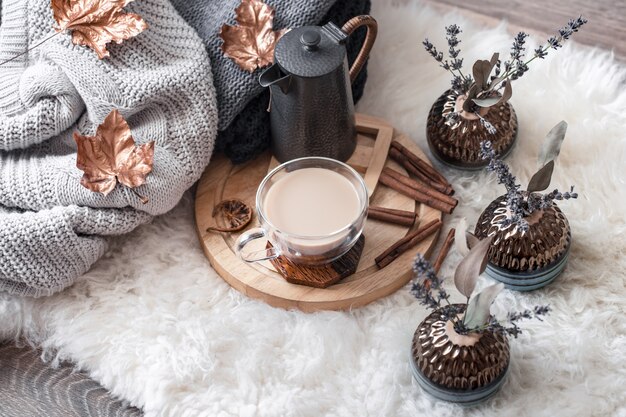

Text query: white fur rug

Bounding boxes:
[2,1,626,416]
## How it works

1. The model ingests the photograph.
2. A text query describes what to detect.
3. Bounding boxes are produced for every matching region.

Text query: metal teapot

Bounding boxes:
[259,16,377,163]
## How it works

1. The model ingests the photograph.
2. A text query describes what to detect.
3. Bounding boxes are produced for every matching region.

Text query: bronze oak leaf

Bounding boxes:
[74,109,154,203]
[219,0,287,72]
[51,0,148,59]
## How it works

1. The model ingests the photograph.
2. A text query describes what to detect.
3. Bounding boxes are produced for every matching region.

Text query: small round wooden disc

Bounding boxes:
[194,114,443,312]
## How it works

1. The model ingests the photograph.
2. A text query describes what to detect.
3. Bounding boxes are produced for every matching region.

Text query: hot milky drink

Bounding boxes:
[263,168,361,238]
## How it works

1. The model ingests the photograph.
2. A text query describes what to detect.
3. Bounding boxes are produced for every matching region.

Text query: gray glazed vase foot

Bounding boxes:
[409,350,509,407]
[485,244,571,291]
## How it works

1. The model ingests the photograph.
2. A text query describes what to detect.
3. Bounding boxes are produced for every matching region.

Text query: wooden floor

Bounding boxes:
[423,0,626,59]
[1,1,624,416]
[0,343,141,417]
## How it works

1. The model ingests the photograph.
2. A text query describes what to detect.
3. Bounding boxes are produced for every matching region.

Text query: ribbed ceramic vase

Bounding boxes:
[426,90,518,170]
[410,304,510,406]
[474,195,572,291]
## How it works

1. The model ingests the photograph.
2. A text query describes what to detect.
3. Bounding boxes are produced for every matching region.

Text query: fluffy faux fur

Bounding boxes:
[1,1,625,416]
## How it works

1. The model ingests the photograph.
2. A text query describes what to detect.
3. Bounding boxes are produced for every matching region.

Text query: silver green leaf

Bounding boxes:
[538,121,568,167]
[527,160,555,193]
[454,235,493,298]
[463,283,505,329]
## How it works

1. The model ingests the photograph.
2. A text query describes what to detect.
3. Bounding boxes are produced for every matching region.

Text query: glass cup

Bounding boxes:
[235,157,368,265]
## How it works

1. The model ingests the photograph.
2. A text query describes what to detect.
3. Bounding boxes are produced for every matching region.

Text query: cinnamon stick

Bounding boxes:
[378,172,456,214]
[433,228,455,273]
[368,206,417,227]
[389,147,454,196]
[391,141,452,190]
[383,167,458,208]
[375,219,442,268]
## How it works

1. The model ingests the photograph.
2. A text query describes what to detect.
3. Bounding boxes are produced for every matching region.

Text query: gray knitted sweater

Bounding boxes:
[0,0,218,296]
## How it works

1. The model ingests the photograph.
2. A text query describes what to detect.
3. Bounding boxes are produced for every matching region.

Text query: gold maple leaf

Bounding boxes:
[74,109,155,203]
[219,0,287,72]
[51,0,148,59]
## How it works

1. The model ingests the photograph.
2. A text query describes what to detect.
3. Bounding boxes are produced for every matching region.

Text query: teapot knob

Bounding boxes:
[300,30,321,51]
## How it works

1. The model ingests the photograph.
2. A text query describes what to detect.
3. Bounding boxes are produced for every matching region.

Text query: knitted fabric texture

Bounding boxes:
[171,0,371,163]
[0,0,218,296]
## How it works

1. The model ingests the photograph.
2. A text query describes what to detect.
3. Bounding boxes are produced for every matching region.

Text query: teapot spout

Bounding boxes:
[259,63,291,94]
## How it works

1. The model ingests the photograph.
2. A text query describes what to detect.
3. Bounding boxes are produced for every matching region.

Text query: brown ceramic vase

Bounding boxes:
[426,90,518,170]
[410,304,510,405]
[474,195,572,291]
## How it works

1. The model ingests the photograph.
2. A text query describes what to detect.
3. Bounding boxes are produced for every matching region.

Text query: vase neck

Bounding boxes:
[444,319,482,347]
[455,94,490,120]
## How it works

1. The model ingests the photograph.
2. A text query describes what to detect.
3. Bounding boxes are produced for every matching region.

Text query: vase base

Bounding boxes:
[485,244,571,291]
[427,136,517,171]
[409,349,509,406]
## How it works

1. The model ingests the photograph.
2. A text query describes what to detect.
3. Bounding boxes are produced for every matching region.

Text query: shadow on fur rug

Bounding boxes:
[1,1,625,416]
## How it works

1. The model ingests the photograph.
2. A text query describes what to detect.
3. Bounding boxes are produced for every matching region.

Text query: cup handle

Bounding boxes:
[235,227,280,263]
[342,15,378,83]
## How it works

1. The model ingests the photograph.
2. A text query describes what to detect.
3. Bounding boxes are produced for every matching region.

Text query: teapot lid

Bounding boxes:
[274,22,347,78]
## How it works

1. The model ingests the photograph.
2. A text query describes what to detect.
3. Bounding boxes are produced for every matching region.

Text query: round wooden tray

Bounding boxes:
[195,114,443,312]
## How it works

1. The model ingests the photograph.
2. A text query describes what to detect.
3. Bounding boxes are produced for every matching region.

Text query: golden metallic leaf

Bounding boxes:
[74,109,154,203]
[219,0,287,72]
[51,0,148,59]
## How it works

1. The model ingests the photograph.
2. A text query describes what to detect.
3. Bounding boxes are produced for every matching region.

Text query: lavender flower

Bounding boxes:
[534,47,548,59]
[411,255,450,310]
[527,186,578,211]
[485,305,551,338]
[480,141,529,231]
[446,24,463,61]
[476,114,497,134]
[444,111,461,127]
[480,140,578,233]
[534,16,588,58]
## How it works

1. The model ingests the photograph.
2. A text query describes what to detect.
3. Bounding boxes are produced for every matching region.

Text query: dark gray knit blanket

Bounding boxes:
[170,0,371,163]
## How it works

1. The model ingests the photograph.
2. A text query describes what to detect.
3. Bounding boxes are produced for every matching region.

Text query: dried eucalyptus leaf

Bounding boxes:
[489,52,499,68]
[500,80,513,104]
[454,236,493,298]
[466,232,479,249]
[472,81,512,108]
[454,218,470,256]
[538,121,568,167]
[463,283,505,329]
[463,84,479,112]
[472,59,491,90]
[527,160,555,193]
[472,96,501,108]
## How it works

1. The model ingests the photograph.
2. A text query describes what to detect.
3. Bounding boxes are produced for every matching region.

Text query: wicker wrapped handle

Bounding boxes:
[342,15,378,83]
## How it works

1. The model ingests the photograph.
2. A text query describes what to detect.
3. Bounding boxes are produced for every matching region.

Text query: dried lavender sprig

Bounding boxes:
[411,255,453,314]
[445,24,467,77]
[480,141,529,231]
[493,16,587,88]
[527,186,578,211]
[475,113,497,135]
[423,26,471,88]
[444,111,461,127]
[502,32,529,80]
[466,305,551,338]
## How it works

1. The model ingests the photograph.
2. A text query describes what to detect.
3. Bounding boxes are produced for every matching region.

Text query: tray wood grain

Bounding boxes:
[194,114,443,312]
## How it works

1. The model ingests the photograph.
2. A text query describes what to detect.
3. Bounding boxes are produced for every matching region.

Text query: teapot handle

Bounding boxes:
[342,15,378,84]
